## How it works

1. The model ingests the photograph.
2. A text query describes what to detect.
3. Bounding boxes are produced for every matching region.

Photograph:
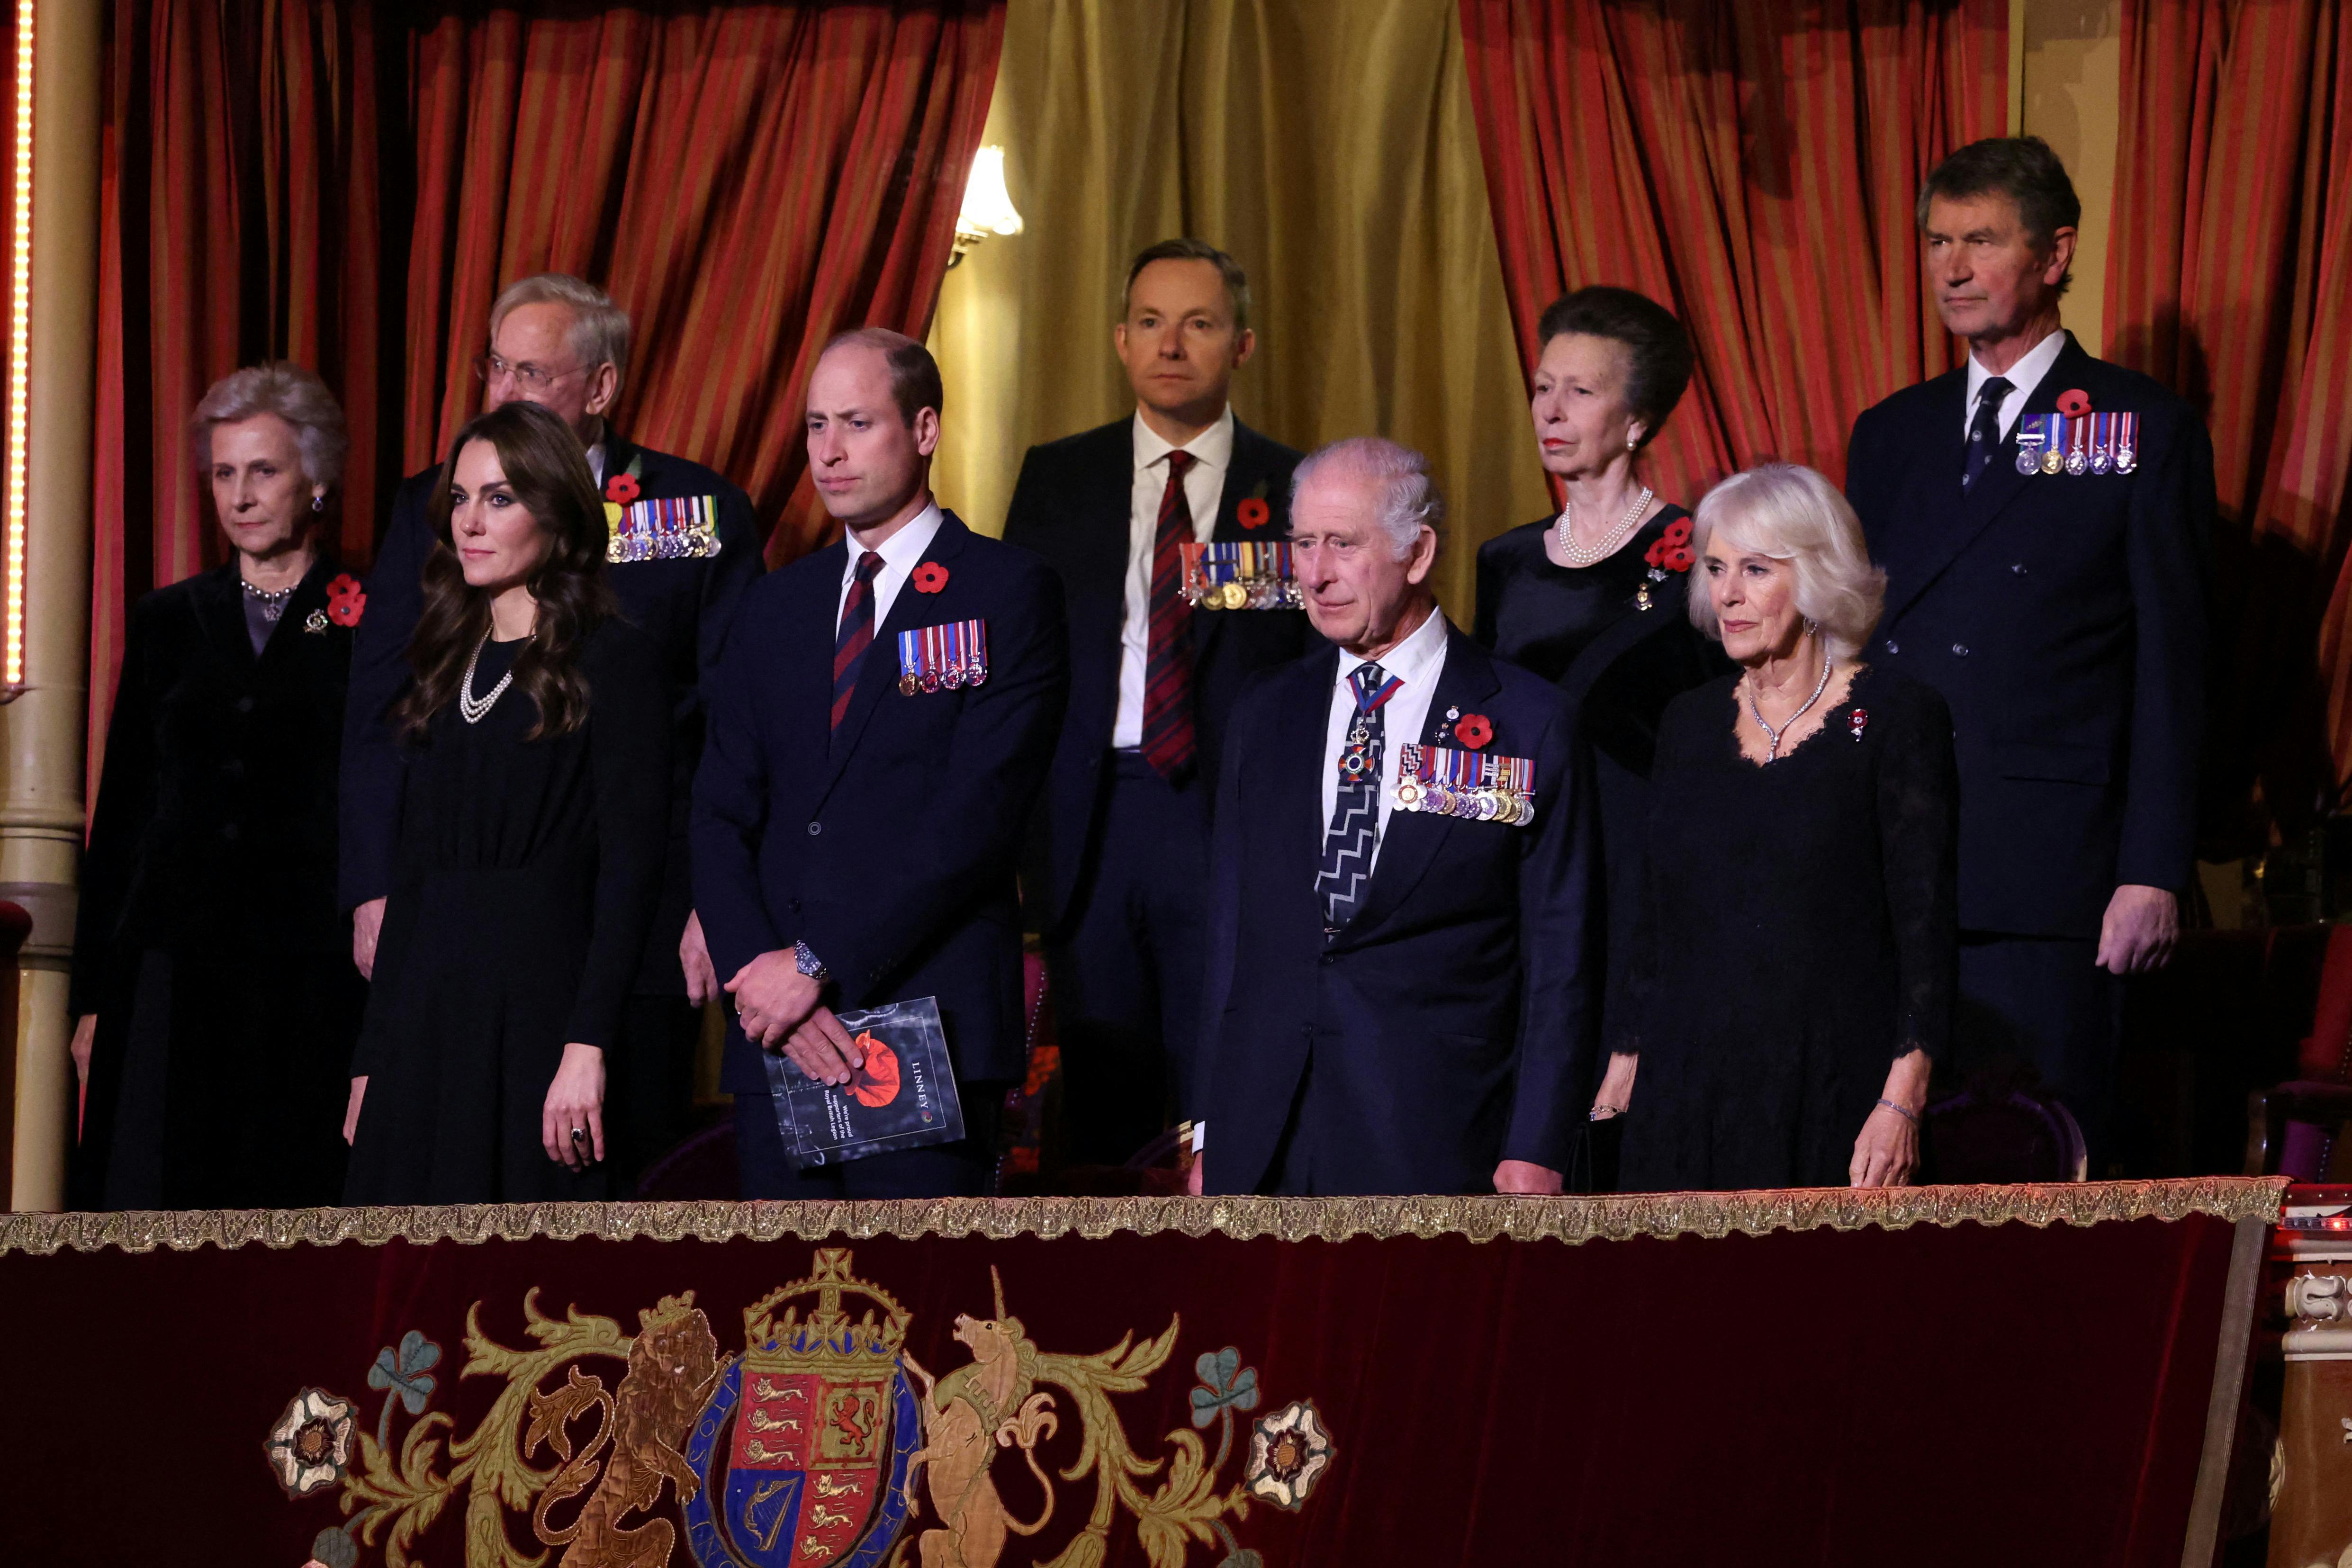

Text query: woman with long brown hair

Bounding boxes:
[342,400,671,1204]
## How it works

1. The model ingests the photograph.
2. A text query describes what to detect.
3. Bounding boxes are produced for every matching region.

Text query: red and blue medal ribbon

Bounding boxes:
[896,618,990,694]
[606,494,721,563]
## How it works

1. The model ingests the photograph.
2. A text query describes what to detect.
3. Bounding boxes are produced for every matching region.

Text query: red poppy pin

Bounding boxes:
[1237,497,1271,531]
[911,562,949,594]
[1454,712,1493,750]
[2055,388,2093,419]
[1663,517,1693,547]
[1644,536,1695,574]
[604,473,641,505]
[1848,707,1870,742]
[325,573,367,628]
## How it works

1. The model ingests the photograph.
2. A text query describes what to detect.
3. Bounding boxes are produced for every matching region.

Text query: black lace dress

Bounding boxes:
[1615,665,1958,1190]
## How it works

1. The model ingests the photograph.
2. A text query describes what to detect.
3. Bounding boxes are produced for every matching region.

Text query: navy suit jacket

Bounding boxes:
[1846,333,2213,938]
[692,509,1069,1093]
[339,434,763,989]
[1197,625,1598,1195]
[1002,415,1311,930]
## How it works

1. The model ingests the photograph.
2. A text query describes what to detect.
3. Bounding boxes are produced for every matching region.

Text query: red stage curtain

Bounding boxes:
[399,2,1003,565]
[2105,0,2352,835]
[89,0,1003,798]
[1457,0,2008,505]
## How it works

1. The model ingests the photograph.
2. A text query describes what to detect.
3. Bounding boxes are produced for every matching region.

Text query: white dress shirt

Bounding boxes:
[1319,605,1452,877]
[835,499,944,632]
[1112,406,1235,748]
[1963,327,2068,441]
[586,441,607,487]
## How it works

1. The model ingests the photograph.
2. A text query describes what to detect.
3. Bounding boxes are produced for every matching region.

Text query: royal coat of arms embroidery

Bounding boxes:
[277,1249,1332,1568]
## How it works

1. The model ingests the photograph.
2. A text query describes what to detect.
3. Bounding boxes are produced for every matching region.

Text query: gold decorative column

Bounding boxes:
[1,0,99,1210]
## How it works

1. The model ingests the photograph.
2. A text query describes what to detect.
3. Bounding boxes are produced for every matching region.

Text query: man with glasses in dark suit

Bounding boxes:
[1845,137,2214,1170]
[341,272,763,1187]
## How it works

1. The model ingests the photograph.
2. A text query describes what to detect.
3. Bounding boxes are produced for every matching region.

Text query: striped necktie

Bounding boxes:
[1315,661,1401,929]
[1139,449,1198,779]
[831,550,885,739]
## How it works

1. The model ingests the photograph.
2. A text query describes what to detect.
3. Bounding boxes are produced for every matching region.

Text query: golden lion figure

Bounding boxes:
[529,1294,723,1568]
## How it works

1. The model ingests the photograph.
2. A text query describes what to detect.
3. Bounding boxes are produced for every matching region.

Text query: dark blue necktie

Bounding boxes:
[1316,661,1398,929]
[1963,375,2014,492]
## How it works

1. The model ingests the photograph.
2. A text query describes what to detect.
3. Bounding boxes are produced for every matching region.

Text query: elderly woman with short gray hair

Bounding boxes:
[69,361,367,1209]
[1592,462,1959,1190]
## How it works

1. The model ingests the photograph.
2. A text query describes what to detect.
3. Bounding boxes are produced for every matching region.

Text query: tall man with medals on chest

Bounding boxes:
[1189,439,1596,1198]
[1845,138,2214,1168]
[1003,239,1311,1169]
[693,331,1068,1199]
[340,273,765,1187]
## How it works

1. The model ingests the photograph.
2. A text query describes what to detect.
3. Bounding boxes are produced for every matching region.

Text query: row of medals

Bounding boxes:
[897,661,987,695]
[1190,577,1305,611]
[1395,775,1533,825]
[2021,427,2136,476]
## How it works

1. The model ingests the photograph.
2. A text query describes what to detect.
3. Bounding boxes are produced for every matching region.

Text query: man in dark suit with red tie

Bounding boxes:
[1845,137,2214,1167]
[1003,239,1311,1165]
[693,330,1067,1199]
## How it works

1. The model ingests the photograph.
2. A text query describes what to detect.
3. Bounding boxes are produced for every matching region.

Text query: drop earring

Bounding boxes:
[311,493,325,513]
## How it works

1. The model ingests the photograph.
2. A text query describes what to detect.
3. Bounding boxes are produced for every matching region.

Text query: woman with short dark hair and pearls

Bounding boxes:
[70,361,364,1208]
[1593,463,1959,1190]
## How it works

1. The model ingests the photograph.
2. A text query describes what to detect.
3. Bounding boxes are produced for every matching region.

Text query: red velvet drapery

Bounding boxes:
[1456,0,2008,506]
[2105,0,2352,839]
[89,0,1003,794]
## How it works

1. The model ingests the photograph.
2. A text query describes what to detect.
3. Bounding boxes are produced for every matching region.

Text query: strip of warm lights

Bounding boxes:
[2,0,29,692]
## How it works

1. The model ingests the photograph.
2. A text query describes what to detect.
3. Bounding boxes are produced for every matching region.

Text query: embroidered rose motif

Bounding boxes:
[264,1388,356,1498]
[1237,497,1271,531]
[604,472,640,505]
[911,562,949,594]
[1246,1399,1335,1511]
[324,574,366,628]
[1454,713,1493,749]
[2056,387,2092,418]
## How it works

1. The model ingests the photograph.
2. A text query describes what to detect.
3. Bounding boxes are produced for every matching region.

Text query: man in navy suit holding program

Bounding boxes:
[693,329,1068,1199]
[1845,136,2213,1168]
[1190,438,1596,1197]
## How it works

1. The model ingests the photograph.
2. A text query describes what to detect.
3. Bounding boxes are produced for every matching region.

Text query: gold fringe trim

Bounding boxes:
[0,1177,2287,1256]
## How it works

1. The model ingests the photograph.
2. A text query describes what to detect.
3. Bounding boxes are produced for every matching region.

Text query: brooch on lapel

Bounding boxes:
[1848,707,1869,742]
[896,619,988,693]
[325,574,366,627]
[1394,742,1535,825]
[303,609,329,635]
[1637,517,1695,612]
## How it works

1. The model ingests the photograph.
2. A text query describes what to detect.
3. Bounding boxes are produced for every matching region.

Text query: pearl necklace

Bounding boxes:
[241,577,296,624]
[1744,641,1834,761]
[459,629,515,724]
[1554,486,1655,568]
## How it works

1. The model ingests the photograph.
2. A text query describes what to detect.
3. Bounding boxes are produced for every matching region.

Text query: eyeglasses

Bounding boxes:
[472,353,589,393]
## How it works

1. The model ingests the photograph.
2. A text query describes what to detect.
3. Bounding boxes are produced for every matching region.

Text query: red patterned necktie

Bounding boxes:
[831,550,885,737]
[1139,449,1198,780]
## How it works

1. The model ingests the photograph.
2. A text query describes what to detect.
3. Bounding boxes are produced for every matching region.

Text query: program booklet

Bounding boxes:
[762,995,964,1168]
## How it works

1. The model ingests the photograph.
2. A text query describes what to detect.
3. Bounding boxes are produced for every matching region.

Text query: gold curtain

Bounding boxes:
[930,0,1551,619]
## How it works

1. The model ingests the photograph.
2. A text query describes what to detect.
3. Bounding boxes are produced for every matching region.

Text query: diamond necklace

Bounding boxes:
[1744,640,1834,761]
[1554,485,1655,568]
[459,629,515,724]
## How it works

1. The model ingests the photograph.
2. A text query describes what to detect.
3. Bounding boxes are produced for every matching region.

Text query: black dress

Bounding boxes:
[1615,666,1958,1190]
[71,557,365,1210]
[1474,508,1730,1027]
[343,619,672,1204]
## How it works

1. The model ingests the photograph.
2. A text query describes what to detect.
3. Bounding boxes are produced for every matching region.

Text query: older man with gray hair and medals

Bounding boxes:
[1190,437,1598,1198]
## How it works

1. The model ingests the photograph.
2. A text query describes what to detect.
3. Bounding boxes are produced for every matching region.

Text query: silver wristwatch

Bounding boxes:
[792,939,830,986]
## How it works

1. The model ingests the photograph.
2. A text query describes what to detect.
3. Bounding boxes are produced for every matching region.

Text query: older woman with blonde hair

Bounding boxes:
[70,361,366,1208]
[1592,462,1958,1190]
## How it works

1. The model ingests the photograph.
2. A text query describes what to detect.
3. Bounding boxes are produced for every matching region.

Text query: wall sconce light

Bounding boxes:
[951,145,1023,269]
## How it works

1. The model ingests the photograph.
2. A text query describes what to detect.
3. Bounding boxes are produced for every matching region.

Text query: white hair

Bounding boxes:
[1291,437,1443,560]
[1687,462,1886,660]
[488,272,632,391]
[190,361,348,489]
